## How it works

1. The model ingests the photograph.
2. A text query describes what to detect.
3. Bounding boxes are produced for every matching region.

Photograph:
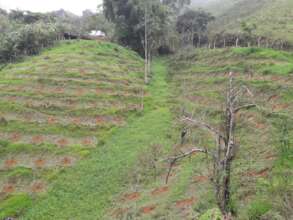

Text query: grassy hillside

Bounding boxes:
[0,40,292,219]
[0,40,145,218]
[167,47,293,219]
[191,0,240,16]
[209,0,293,43]
[102,48,292,219]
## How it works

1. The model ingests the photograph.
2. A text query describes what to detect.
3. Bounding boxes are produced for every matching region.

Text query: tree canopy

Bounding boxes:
[103,0,191,54]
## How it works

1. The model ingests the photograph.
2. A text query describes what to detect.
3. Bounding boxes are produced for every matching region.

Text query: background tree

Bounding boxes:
[176,9,214,47]
[241,21,257,47]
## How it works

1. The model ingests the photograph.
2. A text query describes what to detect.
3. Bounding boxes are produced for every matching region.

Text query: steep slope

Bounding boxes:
[191,0,240,16]
[209,0,293,43]
[167,47,293,219]
[104,49,292,219]
[0,40,145,218]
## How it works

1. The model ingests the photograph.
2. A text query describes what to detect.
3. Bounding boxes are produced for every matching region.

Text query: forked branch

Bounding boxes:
[181,116,225,140]
[165,147,208,183]
[234,104,256,113]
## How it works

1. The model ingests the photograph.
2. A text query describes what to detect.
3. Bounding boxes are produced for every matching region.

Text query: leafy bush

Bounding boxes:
[0,22,59,63]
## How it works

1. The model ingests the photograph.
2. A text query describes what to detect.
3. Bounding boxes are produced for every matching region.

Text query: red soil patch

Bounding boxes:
[47,116,56,124]
[79,69,87,76]
[123,192,140,202]
[2,184,15,194]
[34,159,46,168]
[255,123,266,129]
[9,132,22,142]
[175,197,196,208]
[267,95,279,102]
[112,207,130,218]
[95,116,106,125]
[76,88,85,96]
[31,135,44,145]
[72,117,81,125]
[55,87,64,94]
[271,76,282,81]
[82,138,93,146]
[31,181,46,193]
[272,104,290,111]
[95,88,102,95]
[140,205,156,214]
[193,175,209,183]
[36,85,45,92]
[57,138,69,147]
[151,186,169,196]
[60,157,73,167]
[8,96,17,102]
[4,159,18,168]
[247,168,270,178]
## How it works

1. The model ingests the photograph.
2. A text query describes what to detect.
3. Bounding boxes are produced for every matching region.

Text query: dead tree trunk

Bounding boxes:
[167,72,256,216]
[144,3,149,84]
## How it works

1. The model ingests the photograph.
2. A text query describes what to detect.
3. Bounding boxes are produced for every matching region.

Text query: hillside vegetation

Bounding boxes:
[167,47,293,219]
[0,40,145,218]
[101,48,293,219]
[209,0,293,43]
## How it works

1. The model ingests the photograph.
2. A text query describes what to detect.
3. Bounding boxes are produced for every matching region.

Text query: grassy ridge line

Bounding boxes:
[22,60,173,219]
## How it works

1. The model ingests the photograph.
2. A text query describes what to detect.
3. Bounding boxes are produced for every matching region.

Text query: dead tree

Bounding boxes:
[144,1,150,84]
[166,72,256,216]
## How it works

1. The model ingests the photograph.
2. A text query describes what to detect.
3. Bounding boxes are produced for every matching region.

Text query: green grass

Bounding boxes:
[167,47,293,219]
[0,194,32,219]
[22,59,173,219]
[0,40,146,219]
[1,41,292,219]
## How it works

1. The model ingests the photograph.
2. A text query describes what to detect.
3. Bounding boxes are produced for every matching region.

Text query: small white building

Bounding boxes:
[89,30,106,38]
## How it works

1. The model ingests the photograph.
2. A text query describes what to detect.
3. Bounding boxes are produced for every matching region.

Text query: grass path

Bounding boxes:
[22,59,172,219]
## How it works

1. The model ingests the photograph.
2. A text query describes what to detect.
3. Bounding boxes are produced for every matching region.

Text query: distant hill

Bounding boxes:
[191,0,240,16]
[208,0,293,43]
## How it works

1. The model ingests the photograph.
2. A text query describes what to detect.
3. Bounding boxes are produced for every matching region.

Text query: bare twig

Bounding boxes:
[165,147,208,183]
[181,116,225,140]
[234,104,256,113]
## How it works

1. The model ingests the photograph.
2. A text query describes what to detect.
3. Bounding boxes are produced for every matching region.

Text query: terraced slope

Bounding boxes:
[167,48,293,219]
[104,49,292,219]
[0,40,145,218]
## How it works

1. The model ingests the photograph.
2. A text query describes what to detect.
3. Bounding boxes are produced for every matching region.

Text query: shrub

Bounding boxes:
[0,22,59,63]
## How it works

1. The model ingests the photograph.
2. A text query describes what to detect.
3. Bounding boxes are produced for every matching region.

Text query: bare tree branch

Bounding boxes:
[165,147,208,184]
[167,147,208,161]
[181,116,225,140]
[234,104,256,113]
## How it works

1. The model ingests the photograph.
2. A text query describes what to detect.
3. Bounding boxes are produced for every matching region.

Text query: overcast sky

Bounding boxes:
[0,0,103,15]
